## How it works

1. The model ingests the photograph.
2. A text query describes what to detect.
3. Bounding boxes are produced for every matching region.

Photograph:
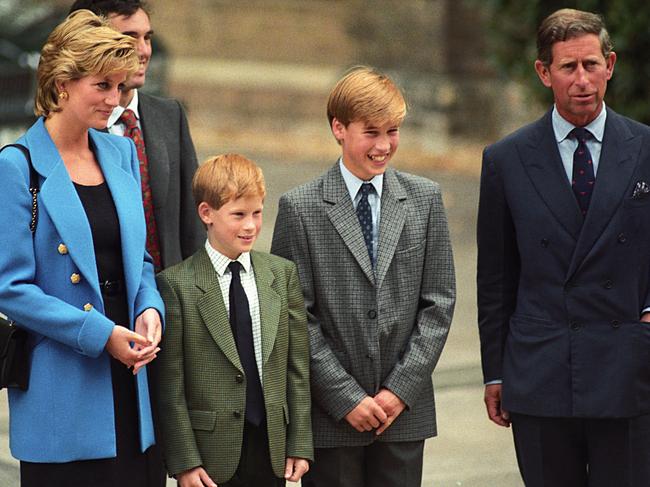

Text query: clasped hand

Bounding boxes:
[344,388,406,435]
[105,308,162,374]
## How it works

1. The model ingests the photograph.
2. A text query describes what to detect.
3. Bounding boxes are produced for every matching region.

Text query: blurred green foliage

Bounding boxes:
[480,0,650,124]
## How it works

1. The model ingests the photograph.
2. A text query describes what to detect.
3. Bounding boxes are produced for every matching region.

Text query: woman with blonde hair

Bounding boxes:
[0,10,164,487]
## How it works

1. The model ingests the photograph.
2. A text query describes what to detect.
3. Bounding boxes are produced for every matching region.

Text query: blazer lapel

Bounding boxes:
[138,94,170,208]
[193,249,243,372]
[375,168,407,288]
[567,109,642,279]
[324,164,375,285]
[24,119,100,300]
[90,130,146,317]
[251,252,281,366]
[519,111,583,242]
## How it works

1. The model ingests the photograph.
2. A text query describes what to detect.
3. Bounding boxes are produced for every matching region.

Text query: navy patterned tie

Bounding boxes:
[356,183,375,267]
[571,127,596,217]
[228,261,264,426]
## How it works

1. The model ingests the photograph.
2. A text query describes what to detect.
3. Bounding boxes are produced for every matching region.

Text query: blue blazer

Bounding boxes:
[0,118,164,462]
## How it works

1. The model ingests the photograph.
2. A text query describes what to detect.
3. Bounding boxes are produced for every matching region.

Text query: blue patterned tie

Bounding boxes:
[571,127,596,217]
[356,183,375,267]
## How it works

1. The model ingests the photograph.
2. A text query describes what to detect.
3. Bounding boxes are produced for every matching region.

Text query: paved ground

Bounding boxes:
[0,154,523,486]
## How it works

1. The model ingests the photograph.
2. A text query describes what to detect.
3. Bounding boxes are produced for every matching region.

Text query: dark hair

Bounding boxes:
[537,8,612,66]
[69,0,150,17]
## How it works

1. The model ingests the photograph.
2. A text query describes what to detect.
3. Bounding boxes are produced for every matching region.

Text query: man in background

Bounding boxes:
[70,0,203,272]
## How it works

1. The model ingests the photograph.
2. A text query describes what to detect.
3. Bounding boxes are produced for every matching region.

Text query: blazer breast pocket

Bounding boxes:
[623,196,650,209]
[394,240,425,260]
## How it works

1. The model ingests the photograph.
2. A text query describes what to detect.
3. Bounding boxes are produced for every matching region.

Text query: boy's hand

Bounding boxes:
[284,457,309,482]
[344,396,388,432]
[373,388,406,435]
[177,466,218,487]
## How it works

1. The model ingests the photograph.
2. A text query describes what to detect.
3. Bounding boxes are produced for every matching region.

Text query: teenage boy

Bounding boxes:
[153,154,313,487]
[271,66,456,487]
[70,0,203,270]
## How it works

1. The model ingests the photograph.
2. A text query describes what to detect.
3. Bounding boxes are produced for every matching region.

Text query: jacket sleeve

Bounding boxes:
[284,261,314,461]
[476,147,520,382]
[271,194,367,421]
[381,185,456,408]
[176,101,203,261]
[152,272,203,475]
[0,148,114,357]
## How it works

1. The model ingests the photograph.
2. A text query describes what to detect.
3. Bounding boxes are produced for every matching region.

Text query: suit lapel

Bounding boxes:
[24,119,101,300]
[375,168,407,288]
[193,249,243,372]
[567,109,642,278]
[251,252,281,366]
[138,94,170,208]
[324,164,375,284]
[519,111,583,242]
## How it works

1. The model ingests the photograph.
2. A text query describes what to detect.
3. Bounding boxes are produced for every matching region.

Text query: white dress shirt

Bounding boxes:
[107,89,141,136]
[204,240,264,386]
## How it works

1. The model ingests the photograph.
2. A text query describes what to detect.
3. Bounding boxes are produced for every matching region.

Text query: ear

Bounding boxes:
[197,201,214,226]
[331,117,346,143]
[605,51,616,80]
[534,60,552,88]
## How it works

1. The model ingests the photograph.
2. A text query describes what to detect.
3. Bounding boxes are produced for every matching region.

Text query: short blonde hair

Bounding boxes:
[327,66,407,128]
[193,154,266,210]
[35,9,139,117]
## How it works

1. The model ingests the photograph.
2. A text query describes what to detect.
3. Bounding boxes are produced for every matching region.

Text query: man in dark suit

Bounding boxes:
[477,8,650,486]
[70,0,203,270]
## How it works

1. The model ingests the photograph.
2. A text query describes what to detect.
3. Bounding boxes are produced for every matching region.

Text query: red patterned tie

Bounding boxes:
[119,108,162,271]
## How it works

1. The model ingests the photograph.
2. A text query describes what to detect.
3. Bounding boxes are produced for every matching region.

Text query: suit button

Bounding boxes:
[611,320,621,328]
[57,243,68,255]
[83,303,93,312]
[603,280,613,289]
[70,273,81,284]
[235,374,244,383]
[617,233,627,244]
[233,410,241,419]
[367,310,377,319]
[570,321,580,331]
[540,238,549,248]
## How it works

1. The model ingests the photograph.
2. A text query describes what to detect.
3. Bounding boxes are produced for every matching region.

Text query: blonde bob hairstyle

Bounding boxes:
[35,9,139,117]
[193,154,266,211]
[327,66,407,129]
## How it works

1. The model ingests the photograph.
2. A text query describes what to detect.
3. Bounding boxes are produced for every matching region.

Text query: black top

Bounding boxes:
[74,181,124,283]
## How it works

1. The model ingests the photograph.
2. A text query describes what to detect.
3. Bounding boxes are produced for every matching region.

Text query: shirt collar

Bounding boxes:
[552,102,607,143]
[204,240,252,277]
[107,89,140,129]
[338,158,384,201]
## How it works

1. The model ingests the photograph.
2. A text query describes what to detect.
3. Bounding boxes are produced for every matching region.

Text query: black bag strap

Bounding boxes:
[0,144,39,233]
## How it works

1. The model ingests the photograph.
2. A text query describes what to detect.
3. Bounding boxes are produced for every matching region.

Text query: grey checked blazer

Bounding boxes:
[139,92,204,269]
[271,163,456,447]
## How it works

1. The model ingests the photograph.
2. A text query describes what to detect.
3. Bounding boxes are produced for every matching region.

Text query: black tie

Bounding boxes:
[228,261,264,426]
[570,127,596,217]
[356,183,375,267]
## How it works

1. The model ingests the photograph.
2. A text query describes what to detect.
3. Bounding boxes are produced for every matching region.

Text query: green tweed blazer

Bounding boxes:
[152,248,313,483]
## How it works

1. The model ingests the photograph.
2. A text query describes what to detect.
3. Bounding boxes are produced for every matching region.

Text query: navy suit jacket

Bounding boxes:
[0,118,164,461]
[477,108,650,418]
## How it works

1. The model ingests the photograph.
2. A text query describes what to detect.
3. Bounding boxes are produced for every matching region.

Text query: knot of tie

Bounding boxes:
[228,260,242,275]
[118,108,138,129]
[571,127,592,144]
[359,182,374,196]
